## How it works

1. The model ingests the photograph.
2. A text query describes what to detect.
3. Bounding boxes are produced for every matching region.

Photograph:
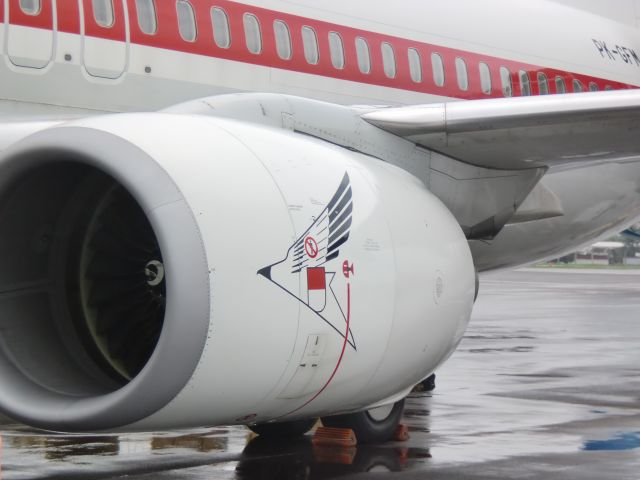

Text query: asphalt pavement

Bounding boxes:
[1,268,639,479]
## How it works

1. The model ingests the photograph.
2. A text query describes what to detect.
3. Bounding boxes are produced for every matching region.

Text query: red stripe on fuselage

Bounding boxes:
[7,0,54,30]
[8,0,638,99]
[83,0,127,42]
[57,0,80,35]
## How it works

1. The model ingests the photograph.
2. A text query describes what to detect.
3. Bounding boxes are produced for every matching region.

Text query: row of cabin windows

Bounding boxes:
[516,69,606,96]
[455,59,611,96]
[19,0,616,95]
[20,0,118,26]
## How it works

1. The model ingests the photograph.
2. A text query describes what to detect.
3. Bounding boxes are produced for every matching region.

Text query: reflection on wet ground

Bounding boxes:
[1,268,640,479]
[235,437,432,479]
[0,426,433,479]
[7,434,119,461]
[151,431,229,453]
[0,426,246,479]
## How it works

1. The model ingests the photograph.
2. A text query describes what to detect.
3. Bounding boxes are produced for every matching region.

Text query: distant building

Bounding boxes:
[575,242,625,265]
[549,228,640,266]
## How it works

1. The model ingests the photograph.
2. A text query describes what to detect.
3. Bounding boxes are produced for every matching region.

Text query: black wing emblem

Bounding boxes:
[258,173,356,349]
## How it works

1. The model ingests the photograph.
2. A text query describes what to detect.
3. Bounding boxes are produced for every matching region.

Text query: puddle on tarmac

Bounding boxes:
[235,436,433,479]
[0,426,249,479]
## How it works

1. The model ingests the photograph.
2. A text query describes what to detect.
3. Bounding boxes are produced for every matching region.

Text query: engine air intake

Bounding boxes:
[0,163,164,394]
[0,123,211,431]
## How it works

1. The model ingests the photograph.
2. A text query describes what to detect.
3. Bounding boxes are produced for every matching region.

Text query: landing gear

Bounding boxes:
[321,399,405,443]
[414,373,436,392]
[248,418,318,438]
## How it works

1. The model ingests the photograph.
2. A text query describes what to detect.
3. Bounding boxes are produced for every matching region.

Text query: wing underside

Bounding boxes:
[362,88,640,171]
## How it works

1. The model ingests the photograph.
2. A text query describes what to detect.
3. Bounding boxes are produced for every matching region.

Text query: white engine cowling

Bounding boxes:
[0,113,475,432]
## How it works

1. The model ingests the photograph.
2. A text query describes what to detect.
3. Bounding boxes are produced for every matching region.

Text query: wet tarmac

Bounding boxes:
[1,268,640,479]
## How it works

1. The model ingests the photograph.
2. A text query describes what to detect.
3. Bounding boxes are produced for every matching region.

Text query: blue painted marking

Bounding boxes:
[583,432,640,451]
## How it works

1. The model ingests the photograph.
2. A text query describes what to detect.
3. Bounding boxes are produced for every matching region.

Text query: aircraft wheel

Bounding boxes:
[474,270,480,302]
[321,399,405,444]
[416,373,436,392]
[248,418,318,438]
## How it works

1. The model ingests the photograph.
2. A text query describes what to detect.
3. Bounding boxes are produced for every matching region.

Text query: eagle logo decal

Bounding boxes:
[258,173,356,350]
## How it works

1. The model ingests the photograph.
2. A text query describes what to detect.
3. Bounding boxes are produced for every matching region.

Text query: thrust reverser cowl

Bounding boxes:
[0,114,475,432]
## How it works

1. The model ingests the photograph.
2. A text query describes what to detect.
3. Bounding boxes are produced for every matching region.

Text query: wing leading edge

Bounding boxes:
[362,89,640,171]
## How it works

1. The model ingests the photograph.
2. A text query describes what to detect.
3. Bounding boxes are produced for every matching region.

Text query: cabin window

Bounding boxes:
[432,53,445,87]
[456,57,469,91]
[519,70,531,96]
[537,72,549,95]
[211,7,231,48]
[243,13,262,54]
[555,76,566,94]
[274,20,292,60]
[135,0,157,35]
[19,0,40,15]
[589,82,599,92]
[355,37,371,74]
[302,26,319,65]
[381,42,396,79]
[177,1,197,42]
[92,0,114,27]
[408,48,422,83]
[479,62,491,94]
[328,32,345,69]
[572,79,584,92]
[605,85,614,91]
[500,66,512,97]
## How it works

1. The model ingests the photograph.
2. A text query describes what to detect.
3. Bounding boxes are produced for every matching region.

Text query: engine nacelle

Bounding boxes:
[0,113,475,432]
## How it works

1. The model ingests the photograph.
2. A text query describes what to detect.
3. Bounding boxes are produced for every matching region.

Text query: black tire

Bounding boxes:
[417,373,436,392]
[321,399,405,444]
[248,418,318,438]
[474,270,480,302]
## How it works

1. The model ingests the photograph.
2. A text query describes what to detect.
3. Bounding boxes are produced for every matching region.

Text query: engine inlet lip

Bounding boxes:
[0,126,210,431]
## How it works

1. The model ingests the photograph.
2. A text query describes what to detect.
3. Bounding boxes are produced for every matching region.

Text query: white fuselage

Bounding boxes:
[2,0,640,268]
[1,0,639,112]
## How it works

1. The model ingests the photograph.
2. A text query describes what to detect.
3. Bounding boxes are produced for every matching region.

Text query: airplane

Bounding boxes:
[0,0,638,444]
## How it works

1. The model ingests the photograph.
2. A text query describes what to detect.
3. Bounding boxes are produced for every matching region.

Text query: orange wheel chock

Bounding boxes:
[312,426,357,448]
[393,423,410,442]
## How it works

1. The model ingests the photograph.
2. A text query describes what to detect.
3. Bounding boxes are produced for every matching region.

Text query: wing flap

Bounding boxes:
[362,89,640,170]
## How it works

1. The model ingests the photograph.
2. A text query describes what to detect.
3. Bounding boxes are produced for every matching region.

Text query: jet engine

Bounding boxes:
[0,113,475,432]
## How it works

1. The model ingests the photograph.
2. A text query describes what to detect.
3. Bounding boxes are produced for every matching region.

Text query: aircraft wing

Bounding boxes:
[362,89,640,171]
